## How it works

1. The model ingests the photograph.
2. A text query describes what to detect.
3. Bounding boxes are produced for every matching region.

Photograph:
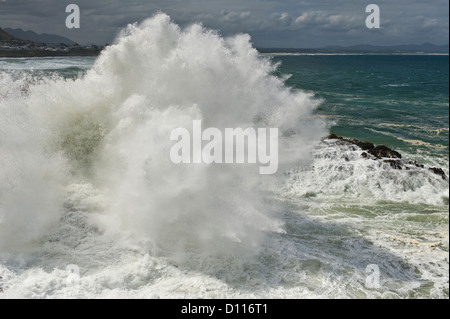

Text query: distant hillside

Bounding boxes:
[3,28,75,45]
[324,43,449,53]
[0,28,19,41]
[259,43,449,54]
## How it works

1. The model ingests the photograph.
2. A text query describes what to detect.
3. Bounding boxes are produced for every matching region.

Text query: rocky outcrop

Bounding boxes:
[327,134,402,158]
[326,134,448,180]
[429,167,447,180]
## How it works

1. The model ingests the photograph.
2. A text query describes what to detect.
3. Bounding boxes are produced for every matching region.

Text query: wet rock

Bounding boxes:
[368,145,402,159]
[429,167,447,180]
[408,161,424,169]
[326,134,447,180]
[384,159,404,170]
[352,140,375,151]
[326,135,401,159]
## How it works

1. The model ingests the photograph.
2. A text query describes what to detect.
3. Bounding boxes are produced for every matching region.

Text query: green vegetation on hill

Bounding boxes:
[0,28,103,57]
[0,28,18,41]
[0,48,101,58]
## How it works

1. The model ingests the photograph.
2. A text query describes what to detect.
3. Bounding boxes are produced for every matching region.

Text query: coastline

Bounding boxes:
[0,49,101,58]
[260,52,449,56]
[2,49,448,58]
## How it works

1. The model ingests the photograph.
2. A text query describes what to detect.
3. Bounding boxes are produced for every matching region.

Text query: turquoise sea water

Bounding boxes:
[273,54,449,169]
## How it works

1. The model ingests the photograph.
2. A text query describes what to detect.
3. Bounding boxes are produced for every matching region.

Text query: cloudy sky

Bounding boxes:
[0,0,448,47]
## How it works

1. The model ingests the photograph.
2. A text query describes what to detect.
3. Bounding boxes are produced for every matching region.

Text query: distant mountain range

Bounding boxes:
[0,28,19,41]
[2,27,449,54]
[2,28,75,45]
[0,28,102,58]
[323,43,449,53]
[260,43,449,54]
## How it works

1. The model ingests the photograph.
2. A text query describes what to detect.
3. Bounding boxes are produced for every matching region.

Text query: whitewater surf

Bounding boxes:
[0,14,448,299]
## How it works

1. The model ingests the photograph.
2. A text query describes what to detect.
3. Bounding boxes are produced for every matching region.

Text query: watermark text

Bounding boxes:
[366,4,380,29]
[66,4,80,29]
[170,120,279,175]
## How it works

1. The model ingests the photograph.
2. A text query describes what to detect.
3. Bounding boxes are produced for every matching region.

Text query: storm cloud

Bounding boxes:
[1,0,448,47]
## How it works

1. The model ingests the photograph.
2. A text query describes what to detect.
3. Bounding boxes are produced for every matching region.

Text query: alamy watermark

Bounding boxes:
[65,264,81,296]
[170,120,279,175]
[66,4,80,29]
[365,264,381,289]
[366,4,380,29]
[65,4,379,30]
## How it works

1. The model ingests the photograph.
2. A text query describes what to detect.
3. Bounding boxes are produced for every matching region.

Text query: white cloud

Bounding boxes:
[0,0,448,47]
[294,11,360,31]
[221,11,250,22]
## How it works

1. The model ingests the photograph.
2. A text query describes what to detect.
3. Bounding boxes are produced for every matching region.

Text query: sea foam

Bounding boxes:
[0,13,325,254]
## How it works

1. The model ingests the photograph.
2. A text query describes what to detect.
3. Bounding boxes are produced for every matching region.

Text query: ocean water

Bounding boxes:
[0,14,448,299]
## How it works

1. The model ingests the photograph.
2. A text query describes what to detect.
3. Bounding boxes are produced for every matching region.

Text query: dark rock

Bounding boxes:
[327,135,400,158]
[327,134,342,140]
[327,135,375,151]
[384,159,404,170]
[408,161,424,169]
[352,140,375,151]
[429,167,447,180]
[368,145,402,159]
[326,134,447,179]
